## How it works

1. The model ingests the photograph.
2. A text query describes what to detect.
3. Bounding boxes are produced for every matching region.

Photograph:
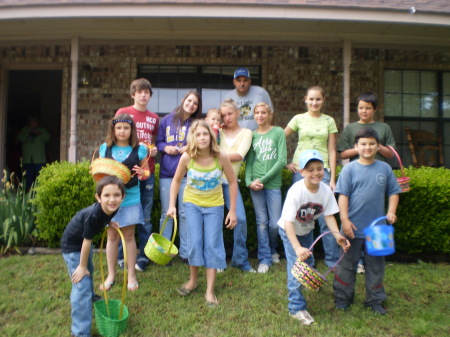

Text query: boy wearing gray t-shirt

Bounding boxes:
[334,127,401,315]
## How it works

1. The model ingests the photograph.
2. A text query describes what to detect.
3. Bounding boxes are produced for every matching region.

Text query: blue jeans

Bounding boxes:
[184,203,227,269]
[23,163,44,190]
[292,169,340,267]
[222,184,252,271]
[279,227,314,314]
[118,175,154,266]
[159,177,187,258]
[62,249,95,337]
[250,188,282,266]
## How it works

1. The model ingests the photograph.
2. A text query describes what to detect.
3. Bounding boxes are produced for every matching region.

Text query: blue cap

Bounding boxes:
[234,67,250,79]
[299,149,323,169]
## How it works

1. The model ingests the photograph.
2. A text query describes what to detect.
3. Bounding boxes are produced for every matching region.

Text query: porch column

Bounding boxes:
[342,39,351,166]
[68,37,79,162]
[343,39,351,128]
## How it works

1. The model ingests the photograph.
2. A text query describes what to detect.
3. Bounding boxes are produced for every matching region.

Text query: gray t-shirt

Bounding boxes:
[224,85,273,131]
[335,160,401,239]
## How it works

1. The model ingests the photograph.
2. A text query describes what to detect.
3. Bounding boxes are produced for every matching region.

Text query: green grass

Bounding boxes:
[0,254,448,337]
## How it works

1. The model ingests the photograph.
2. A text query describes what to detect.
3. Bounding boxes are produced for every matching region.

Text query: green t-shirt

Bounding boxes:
[287,112,338,169]
[338,121,396,161]
[245,126,287,189]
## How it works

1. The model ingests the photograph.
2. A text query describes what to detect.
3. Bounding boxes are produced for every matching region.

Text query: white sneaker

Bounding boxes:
[216,268,225,273]
[257,264,270,274]
[357,264,365,274]
[290,310,315,325]
[272,253,280,264]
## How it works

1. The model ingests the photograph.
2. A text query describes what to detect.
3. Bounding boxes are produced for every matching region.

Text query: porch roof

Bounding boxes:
[0,0,449,48]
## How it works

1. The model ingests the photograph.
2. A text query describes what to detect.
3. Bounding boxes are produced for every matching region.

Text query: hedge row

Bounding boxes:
[33,161,449,254]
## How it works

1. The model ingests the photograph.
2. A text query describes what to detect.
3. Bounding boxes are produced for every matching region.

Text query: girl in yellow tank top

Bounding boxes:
[167,120,238,307]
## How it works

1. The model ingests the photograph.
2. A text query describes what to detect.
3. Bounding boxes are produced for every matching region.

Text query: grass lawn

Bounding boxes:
[0,253,448,337]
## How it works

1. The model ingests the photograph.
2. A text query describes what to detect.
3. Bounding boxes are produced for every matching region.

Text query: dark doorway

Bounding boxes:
[5,70,62,177]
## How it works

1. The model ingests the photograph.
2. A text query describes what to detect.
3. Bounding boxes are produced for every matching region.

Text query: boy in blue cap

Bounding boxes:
[278,149,350,325]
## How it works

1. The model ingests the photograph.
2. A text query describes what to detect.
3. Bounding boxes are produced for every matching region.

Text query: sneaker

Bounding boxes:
[117,260,124,270]
[216,268,225,273]
[290,310,315,325]
[335,302,350,311]
[257,264,270,274]
[244,267,256,273]
[135,261,147,272]
[357,264,365,274]
[272,253,280,264]
[367,303,387,315]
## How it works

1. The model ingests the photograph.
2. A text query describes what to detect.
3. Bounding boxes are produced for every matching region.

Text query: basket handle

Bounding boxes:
[160,216,178,254]
[369,216,389,228]
[99,227,127,320]
[388,146,405,178]
[307,230,347,277]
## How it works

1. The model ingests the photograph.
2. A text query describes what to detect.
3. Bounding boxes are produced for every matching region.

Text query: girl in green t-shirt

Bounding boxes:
[246,102,287,273]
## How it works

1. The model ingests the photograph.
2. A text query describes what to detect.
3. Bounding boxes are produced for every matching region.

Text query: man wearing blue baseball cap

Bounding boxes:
[224,67,273,131]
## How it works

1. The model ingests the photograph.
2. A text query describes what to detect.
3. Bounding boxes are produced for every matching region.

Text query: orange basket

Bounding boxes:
[388,146,410,193]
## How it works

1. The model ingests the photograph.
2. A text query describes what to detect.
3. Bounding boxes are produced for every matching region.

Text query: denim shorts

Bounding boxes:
[112,203,144,227]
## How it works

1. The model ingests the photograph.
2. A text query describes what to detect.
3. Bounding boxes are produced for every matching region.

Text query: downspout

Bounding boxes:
[68,37,79,162]
[342,39,351,165]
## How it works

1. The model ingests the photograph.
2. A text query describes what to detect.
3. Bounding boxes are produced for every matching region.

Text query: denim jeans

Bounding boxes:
[279,227,314,314]
[117,175,154,266]
[184,202,227,269]
[250,188,282,266]
[222,184,252,271]
[292,168,340,267]
[333,238,386,306]
[62,249,95,337]
[159,177,187,258]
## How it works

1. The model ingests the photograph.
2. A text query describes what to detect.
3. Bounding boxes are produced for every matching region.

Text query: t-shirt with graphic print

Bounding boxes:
[287,112,338,169]
[224,85,273,131]
[245,126,287,190]
[277,180,339,236]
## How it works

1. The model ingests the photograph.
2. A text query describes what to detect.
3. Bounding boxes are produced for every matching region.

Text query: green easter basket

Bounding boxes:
[144,216,178,266]
[95,228,129,337]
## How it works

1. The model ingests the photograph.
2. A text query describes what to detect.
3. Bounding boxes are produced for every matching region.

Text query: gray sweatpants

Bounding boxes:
[333,238,387,307]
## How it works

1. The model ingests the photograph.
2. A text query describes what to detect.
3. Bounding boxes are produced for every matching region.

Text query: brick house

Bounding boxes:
[0,0,449,174]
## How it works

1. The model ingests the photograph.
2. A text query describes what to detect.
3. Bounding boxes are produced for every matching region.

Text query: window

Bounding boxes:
[138,65,262,115]
[384,70,449,167]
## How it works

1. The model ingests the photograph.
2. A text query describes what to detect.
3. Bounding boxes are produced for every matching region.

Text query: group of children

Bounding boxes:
[61,79,402,336]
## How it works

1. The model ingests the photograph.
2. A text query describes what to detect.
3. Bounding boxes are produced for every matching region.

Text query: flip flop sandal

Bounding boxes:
[127,282,139,292]
[99,281,115,291]
[177,284,198,297]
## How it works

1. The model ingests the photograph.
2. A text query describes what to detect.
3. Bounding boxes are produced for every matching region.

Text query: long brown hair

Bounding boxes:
[105,113,139,147]
[186,120,220,159]
[172,90,202,127]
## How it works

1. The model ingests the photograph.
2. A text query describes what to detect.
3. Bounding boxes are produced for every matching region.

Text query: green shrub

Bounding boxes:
[0,170,36,254]
[33,161,96,248]
[393,166,449,254]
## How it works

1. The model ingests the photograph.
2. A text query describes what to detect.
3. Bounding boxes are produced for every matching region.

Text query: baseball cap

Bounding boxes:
[299,149,324,169]
[234,67,251,79]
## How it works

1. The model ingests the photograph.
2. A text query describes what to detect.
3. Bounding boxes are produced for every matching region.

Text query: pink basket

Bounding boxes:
[388,146,410,193]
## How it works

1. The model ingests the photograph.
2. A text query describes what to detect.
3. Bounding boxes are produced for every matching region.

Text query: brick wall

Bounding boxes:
[2,43,450,163]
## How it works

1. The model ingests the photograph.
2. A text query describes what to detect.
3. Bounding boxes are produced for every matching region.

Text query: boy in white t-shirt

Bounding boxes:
[278,149,350,325]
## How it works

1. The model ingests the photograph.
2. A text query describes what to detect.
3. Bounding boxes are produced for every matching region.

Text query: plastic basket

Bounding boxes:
[291,231,346,291]
[94,299,129,337]
[144,216,178,266]
[364,216,395,257]
[388,146,410,193]
[95,228,129,337]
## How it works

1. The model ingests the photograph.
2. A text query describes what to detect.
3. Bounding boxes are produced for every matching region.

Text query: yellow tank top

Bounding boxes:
[183,157,224,207]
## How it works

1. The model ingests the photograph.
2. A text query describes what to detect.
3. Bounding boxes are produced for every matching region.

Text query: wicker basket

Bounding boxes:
[388,146,410,193]
[144,216,178,266]
[95,228,129,337]
[90,158,131,183]
[291,231,346,291]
